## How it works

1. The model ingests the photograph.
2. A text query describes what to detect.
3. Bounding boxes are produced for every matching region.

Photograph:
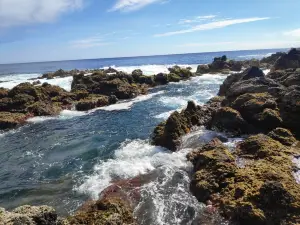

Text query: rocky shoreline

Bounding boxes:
[152,48,300,224]
[0,52,282,131]
[1,49,298,224]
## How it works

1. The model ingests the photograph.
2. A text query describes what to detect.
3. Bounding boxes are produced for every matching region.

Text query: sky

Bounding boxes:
[0,0,300,64]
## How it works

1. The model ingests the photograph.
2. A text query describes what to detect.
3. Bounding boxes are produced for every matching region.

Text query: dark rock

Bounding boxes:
[274,48,300,70]
[268,128,297,146]
[0,112,29,130]
[154,73,169,85]
[0,88,9,98]
[75,95,109,111]
[209,107,249,134]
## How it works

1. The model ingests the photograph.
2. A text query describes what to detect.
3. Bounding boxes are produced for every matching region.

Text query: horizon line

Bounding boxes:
[0,47,290,66]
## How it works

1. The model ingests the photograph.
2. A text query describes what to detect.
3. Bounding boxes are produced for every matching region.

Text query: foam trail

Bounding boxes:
[76,139,172,199]
[27,110,87,123]
[292,157,300,184]
[99,91,164,111]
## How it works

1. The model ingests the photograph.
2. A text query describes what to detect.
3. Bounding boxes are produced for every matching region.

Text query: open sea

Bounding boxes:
[0,49,286,224]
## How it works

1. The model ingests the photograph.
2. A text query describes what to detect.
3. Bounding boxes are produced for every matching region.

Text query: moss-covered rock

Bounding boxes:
[268,128,297,146]
[0,88,8,98]
[152,100,221,151]
[189,139,236,202]
[189,133,300,225]
[168,73,181,82]
[75,95,109,111]
[64,197,136,225]
[209,107,249,134]
[0,112,29,130]
[27,101,62,116]
[168,65,193,78]
[0,205,58,225]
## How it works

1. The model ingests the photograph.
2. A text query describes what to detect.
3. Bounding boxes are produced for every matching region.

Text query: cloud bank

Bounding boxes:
[0,0,83,27]
[155,17,270,37]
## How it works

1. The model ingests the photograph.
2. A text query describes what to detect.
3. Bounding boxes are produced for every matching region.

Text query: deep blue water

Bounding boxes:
[0,49,286,224]
[0,48,285,75]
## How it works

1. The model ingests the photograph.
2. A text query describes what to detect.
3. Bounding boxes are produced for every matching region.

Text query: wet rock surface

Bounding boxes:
[152,48,300,224]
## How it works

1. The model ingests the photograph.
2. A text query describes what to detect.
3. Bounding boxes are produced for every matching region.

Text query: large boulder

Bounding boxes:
[274,48,300,70]
[0,205,57,225]
[152,100,221,151]
[0,112,29,130]
[268,128,297,146]
[189,138,236,202]
[63,197,136,225]
[209,107,249,134]
[188,134,300,225]
[75,95,109,111]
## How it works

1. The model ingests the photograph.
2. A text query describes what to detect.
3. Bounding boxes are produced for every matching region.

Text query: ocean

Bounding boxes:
[0,48,285,224]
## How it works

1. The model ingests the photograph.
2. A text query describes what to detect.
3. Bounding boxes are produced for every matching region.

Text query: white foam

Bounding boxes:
[27,110,86,123]
[99,91,164,111]
[238,53,273,59]
[154,110,176,119]
[263,69,271,75]
[292,157,300,184]
[76,139,175,199]
[0,73,73,91]
[103,64,198,76]
[159,96,188,108]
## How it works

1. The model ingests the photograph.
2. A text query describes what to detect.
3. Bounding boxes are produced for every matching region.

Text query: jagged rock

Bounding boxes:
[32,80,41,85]
[260,52,285,65]
[189,138,236,202]
[154,73,169,85]
[268,128,297,146]
[63,197,136,225]
[0,205,57,225]
[71,73,147,100]
[27,101,62,116]
[168,65,193,78]
[196,65,210,74]
[188,134,300,225]
[0,88,8,98]
[274,48,300,70]
[75,95,109,111]
[209,107,249,134]
[152,100,221,151]
[168,73,181,82]
[0,112,29,130]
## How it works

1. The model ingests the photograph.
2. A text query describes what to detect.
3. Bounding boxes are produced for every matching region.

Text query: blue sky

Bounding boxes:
[0,0,299,64]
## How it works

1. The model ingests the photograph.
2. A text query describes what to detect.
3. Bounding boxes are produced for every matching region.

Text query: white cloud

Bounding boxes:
[155,17,270,37]
[70,37,113,48]
[284,28,300,38]
[197,15,216,20]
[110,0,164,12]
[0,0,83,27]
[178,15,216,24]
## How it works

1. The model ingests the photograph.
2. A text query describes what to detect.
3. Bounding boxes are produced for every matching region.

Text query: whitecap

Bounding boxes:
[102,64,198,76]
[27,110,87,123]
[292,157,300,184]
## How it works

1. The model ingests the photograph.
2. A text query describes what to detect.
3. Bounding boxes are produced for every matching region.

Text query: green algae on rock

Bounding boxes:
[188,134,300,225]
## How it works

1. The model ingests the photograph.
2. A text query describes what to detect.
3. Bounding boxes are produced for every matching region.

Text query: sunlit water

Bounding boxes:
[0,49,282,223]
